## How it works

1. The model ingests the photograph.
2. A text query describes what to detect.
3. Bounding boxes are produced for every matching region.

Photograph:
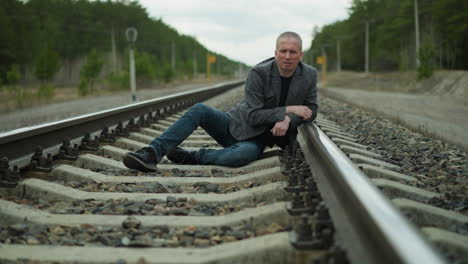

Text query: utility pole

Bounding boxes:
[414,0,420,67]
[321,47,328,87]
[193,51,197,77]
[171,41,175,70]
[111,25,117,73]
[335,35,351,72]
[336,39,341,72]
[126,27,138,102]
[365,20,369,74]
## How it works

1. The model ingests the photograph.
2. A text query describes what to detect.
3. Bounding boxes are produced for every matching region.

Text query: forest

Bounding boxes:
[304,0,468,77]
[0,0,245,93]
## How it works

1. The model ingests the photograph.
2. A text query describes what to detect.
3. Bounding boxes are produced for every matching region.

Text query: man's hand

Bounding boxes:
[271,115,291,136]
[286,105,313,120]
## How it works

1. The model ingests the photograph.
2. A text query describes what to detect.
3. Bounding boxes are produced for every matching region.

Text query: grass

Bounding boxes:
[0,74,229,114]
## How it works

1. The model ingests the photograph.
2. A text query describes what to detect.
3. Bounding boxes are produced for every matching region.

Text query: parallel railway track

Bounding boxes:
[0,81,466,263]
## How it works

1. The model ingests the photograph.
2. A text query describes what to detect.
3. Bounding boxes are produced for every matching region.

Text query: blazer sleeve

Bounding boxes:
[244,69,286,126]
[286,69,318,129]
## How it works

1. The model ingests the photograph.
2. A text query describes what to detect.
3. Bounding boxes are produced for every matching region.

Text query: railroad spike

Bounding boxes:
[314,203,335,240]
[329,245,350,264]
[79,132,99,151]
[57,138,80,160]
[290,213,325,250]
[29,146,54,173]
[0,157,21,188]
[99,126,116,143]
[287,191,314,216]
[138,114,150,128]
[297,214,313,241]
[115,121,130,137]
[147,112,156,122]
[126,118,140,132]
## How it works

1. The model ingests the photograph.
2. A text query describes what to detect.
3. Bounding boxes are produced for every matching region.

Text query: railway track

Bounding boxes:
[0,80,466,263]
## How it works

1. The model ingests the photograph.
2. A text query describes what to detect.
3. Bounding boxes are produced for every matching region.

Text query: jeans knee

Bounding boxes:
[226,144,262,167]
[187,103,209,119]
[190,103,208,113]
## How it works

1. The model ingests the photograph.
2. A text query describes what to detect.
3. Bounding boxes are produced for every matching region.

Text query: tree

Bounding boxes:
[307,0,468,72]
[0,0,249,86]
[135,51,156,81]
[6,64,20,86]
[0,5,16,82]
[418,40,435,80]
[79,49,104,95]
[35,46,59,82]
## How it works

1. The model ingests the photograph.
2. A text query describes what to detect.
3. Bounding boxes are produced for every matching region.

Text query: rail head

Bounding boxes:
[0,80,244,169]
[298,122,446,264]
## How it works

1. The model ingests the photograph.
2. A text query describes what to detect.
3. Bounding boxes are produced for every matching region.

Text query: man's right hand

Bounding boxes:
[286,105,313,120]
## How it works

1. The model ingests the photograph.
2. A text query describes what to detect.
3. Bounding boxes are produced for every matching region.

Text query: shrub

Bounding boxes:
[162,65,174,83]
[108,71,129,90]
[78,79,90,96]
[6,64,20,85]
[135,51,156,80]
[37,84,55,100]
[15,89,33,108]
[35,47,59,82]
[80,49,104,92]
[417,41,435,80]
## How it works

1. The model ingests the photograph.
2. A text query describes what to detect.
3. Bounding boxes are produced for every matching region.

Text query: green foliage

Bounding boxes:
[0,4,15,81]
[78,79,90,96]
[183,60,194,79]
[35,46,59,81]
[418,41,436,80]
[80,49,104,91]
[162,65,174,83]
[0,0,245,84]
[6,64,20,85]
[4,65,21,94]
[108,71,129,90]
[78,49,103,96]
[37,84,55,100]
[15,88,33,107]
[307,0,468,71]
[135,51,156,80]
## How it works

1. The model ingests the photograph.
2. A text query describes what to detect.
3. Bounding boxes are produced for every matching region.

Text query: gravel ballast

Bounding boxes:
[319,96,467,216]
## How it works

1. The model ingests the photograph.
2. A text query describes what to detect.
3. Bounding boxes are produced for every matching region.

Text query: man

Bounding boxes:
[123,31,317,172]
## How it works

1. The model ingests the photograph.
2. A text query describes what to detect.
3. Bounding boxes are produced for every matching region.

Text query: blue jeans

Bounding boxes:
[149,103,265,167]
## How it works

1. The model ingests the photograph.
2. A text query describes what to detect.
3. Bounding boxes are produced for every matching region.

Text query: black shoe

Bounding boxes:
[166,147,198,165]
[123,147,158,172]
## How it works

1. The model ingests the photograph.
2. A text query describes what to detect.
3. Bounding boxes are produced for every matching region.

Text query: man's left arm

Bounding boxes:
[271,69,318,136]
[286,69,318,129]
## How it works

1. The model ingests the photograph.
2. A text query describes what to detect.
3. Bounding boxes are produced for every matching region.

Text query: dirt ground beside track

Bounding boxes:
[1,70,467,151]
[0,78,232,133]
[323,71,468,151]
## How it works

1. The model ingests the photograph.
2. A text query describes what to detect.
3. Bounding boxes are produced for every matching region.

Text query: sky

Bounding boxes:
[138,0,352,66]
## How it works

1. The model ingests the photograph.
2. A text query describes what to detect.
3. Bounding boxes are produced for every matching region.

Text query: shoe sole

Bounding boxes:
[123,153,157,172]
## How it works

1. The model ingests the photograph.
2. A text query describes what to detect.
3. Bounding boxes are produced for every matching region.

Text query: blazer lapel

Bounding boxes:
[286,63,304,105]
[271,61,282,105]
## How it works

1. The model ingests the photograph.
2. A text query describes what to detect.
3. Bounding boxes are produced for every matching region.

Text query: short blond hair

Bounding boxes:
[276,32,302,51]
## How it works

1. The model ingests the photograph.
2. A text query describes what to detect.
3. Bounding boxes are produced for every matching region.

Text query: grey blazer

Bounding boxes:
[228,57,318,141]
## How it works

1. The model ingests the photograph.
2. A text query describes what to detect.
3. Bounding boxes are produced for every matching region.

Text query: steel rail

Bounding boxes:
[0,80,244,169]
[298,122,446,264]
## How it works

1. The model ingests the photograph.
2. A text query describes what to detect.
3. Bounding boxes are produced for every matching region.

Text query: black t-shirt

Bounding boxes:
[251,76,293,148]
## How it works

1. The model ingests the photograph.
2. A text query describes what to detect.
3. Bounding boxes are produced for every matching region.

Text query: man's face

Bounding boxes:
[275,37,304,76]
